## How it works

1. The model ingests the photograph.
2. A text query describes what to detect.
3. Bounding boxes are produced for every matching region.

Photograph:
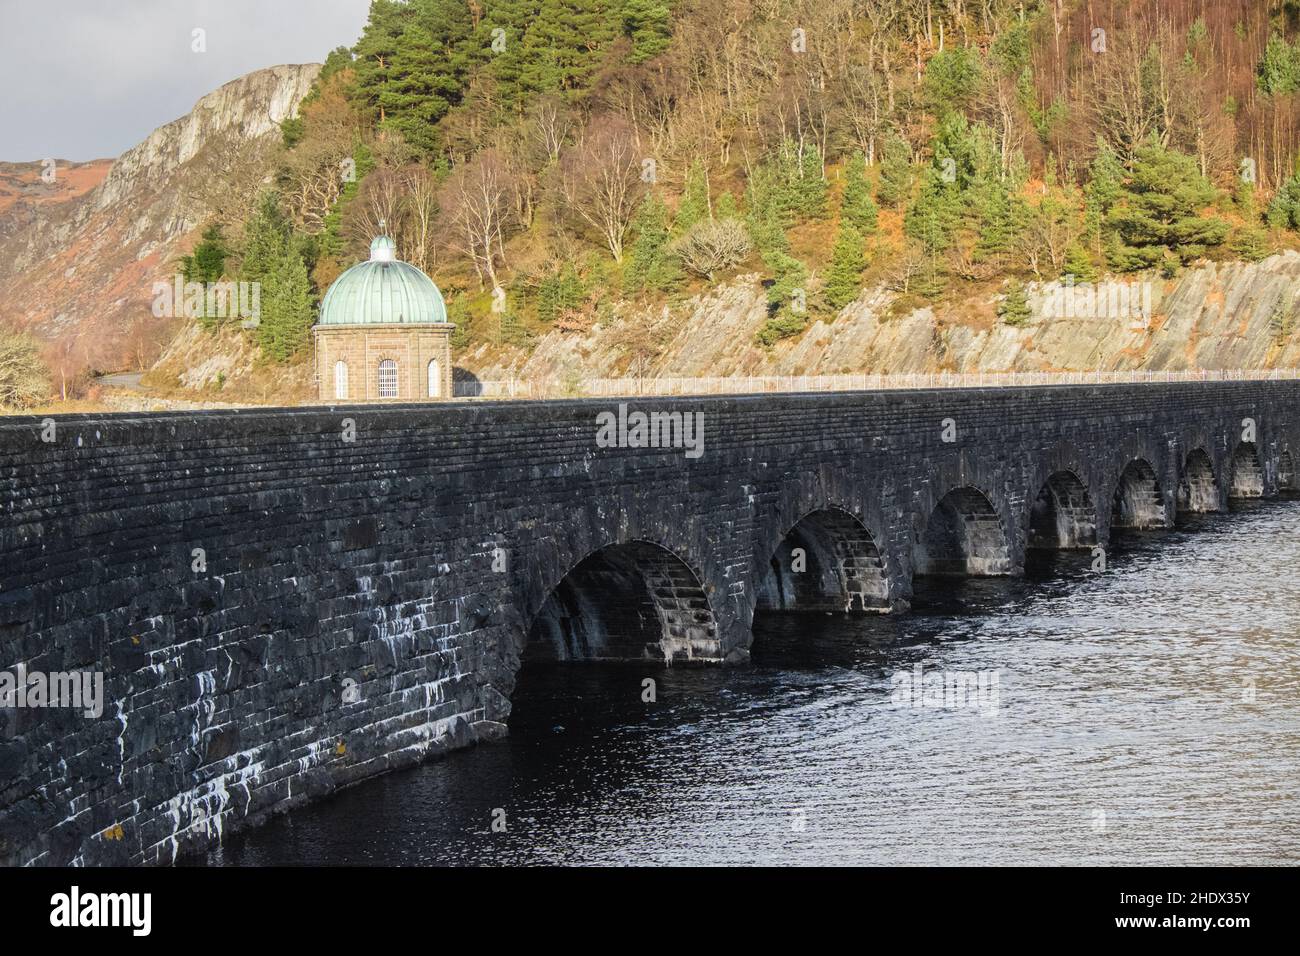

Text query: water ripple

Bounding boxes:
[200,501,1300,866]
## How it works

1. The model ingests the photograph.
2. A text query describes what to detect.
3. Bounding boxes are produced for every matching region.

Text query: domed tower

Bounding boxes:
[313,231,455,402]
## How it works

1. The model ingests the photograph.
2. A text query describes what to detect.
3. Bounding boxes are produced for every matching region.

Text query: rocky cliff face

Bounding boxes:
[0,64,320,371]
[462,252,1300,383]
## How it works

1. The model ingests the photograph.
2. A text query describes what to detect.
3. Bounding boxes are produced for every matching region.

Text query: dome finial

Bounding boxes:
[370,226,396,262]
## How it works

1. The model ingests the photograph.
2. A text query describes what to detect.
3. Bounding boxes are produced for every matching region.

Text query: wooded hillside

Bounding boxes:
[186,0,1300,363]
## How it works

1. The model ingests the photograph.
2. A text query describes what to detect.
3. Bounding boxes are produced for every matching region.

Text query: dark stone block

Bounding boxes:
[343,517,378,551]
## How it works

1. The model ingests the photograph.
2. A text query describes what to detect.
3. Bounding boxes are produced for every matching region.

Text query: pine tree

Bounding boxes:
[517,0,616,102]
[498,306,534,347]
[715,191,739,220]
[673,159,711,235]
[757,248,810,345]
[905,163,963,255]
[764,250,806,312]
[922,47,982,118]
[1062,243,1099,282]
[537,264,584,322]
[257,250,314,362]
[448,297,472,349]
[745,160,793,256]
[479,0,540,112]
[998,281,1032,326]
[319,46,356,84]
[1085,139,1126,255]
[1231,223,1270,261]
[322,144,375,261]
[1256,33,1300,96]
[625,194,680,292]
[240,191,291,285]
[841,150,879,233]
[620,0,672,63]
[825,223,865,310]
[379,0,473,153]
[971,179,1025,264]
[1106,140,1228,272]
[1232,178,1271,260]
[350,0,410,124]
[1266,168,1300,231]
[877,134,912,208]
[795,142,827,218]
[181,224,229,285]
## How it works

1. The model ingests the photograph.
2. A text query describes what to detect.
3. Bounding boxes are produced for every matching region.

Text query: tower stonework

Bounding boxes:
[311,234,455,402]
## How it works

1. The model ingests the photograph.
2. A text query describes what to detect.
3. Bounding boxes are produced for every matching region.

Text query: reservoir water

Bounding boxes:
[198,500,1300,866]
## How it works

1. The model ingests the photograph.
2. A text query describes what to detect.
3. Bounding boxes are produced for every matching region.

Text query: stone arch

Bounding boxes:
[756,507,889,612]
[524,540,718,663]
[1027,470,1097,550]
[1229,441,1264,498]
[333,359,349,400]
[1178,448,1221,513]
[915,486,1012,576]
[1111,458,1168,530]
[427,358,440,398]
[376,356,399,399]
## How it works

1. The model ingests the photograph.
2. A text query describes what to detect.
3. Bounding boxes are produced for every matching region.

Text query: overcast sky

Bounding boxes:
[0,0,371,162]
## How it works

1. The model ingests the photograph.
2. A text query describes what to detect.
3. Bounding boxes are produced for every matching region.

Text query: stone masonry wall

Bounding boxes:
[2,381,1298,865]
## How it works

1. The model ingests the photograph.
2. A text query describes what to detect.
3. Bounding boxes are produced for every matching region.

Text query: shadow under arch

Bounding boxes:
[915,486,1012,576]
[1229,441,1264,498]
[755,507,889,613]
[1280,448,1296,492]
[1178,448,1220,513]
[1027,470,1097,550]
[1111,457,1169,530]
[524,540,719,664]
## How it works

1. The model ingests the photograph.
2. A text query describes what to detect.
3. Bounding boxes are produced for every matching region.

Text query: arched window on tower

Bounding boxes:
[427,358,440,398]
[378,359,398,398]
[333,360,348,400]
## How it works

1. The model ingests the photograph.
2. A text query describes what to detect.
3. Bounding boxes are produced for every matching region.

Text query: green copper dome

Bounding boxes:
[317,235,448,326]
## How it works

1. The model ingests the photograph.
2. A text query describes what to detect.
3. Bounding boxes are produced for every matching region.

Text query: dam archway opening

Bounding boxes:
[1023,470,1096,576]
[1028,471,1097,551]
[524,542,718,665]
[756,508,888,613]
[1177,449,1220,514]
[1280,450,1296,493]
[1111,459,1168,532]
[915,487,1012,577]
[1229,442,1264,499]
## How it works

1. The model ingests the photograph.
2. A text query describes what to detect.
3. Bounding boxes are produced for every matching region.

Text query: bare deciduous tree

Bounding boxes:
[350,166,407,251]
[528,95,572,165]
[609,305,675,385]
[400,164,440,273]
[561,116,646,262]
[441,149,515,290]
[279,79,365,232]
[674,218,751,279]
[0,329,51,409]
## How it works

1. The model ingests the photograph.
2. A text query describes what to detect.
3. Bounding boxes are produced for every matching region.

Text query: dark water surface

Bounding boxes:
[199,501,1300,866]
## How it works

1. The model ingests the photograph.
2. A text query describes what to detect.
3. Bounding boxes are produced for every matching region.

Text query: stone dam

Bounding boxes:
[1,381,1296,865]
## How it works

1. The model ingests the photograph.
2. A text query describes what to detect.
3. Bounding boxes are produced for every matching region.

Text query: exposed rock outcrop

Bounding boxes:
[463,252,1300,384]
[0,64,320,371]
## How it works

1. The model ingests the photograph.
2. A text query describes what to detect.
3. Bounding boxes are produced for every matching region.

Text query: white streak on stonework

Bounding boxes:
[297,739,325,775]
[153,753,266,864]
[114,696,129,785]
